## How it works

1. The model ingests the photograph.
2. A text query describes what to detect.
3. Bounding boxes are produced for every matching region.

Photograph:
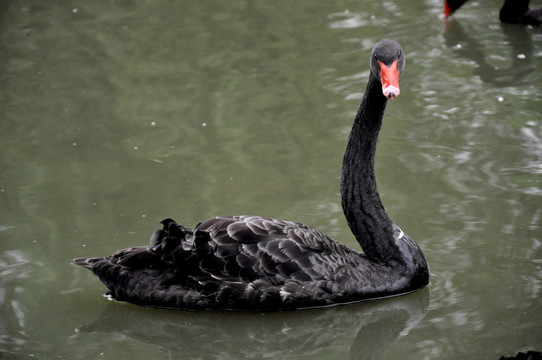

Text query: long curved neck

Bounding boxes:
[500,0,530,23]
[340,73,400,264]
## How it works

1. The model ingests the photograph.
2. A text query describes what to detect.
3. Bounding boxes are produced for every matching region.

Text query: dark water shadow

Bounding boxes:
[73,288,429,359]
[443,20,536,87]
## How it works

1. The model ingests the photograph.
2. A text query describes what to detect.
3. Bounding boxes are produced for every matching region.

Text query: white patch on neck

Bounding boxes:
[397,227,404,239]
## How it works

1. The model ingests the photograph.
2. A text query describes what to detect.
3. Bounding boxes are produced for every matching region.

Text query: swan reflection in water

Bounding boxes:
[443,15,536,87]
[73,289,429,360]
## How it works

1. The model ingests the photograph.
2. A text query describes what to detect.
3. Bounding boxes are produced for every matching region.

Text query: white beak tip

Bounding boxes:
[383,85,400,99]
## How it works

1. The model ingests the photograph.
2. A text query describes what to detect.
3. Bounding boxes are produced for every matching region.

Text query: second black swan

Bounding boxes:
[443,0,542,25]
[74,39,429,311]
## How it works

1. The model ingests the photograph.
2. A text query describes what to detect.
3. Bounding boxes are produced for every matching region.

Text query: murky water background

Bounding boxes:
[1,1,541,359]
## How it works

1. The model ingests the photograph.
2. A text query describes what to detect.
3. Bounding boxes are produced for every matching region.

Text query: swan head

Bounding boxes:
[370,39,405,100]
[442,0,469,19]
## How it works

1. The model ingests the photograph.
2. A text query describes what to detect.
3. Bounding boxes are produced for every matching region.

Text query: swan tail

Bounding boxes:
[73,219,195,272]
[73,257,101,269]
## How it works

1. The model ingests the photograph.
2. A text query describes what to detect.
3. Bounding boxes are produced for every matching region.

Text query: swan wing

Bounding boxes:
[158,215,331,283]
[75,215,371,309]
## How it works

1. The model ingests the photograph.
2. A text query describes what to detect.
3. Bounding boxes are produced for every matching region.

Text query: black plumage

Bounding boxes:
[74,39,429,311]
[444,0,542,25]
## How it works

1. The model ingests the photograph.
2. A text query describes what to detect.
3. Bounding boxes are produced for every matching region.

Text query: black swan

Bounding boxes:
[500,351,542,360]
[74,39,429,311]
[443,0,542,25]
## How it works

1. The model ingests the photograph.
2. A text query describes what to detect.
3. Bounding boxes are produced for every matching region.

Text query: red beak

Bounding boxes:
[379,60,400,99]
